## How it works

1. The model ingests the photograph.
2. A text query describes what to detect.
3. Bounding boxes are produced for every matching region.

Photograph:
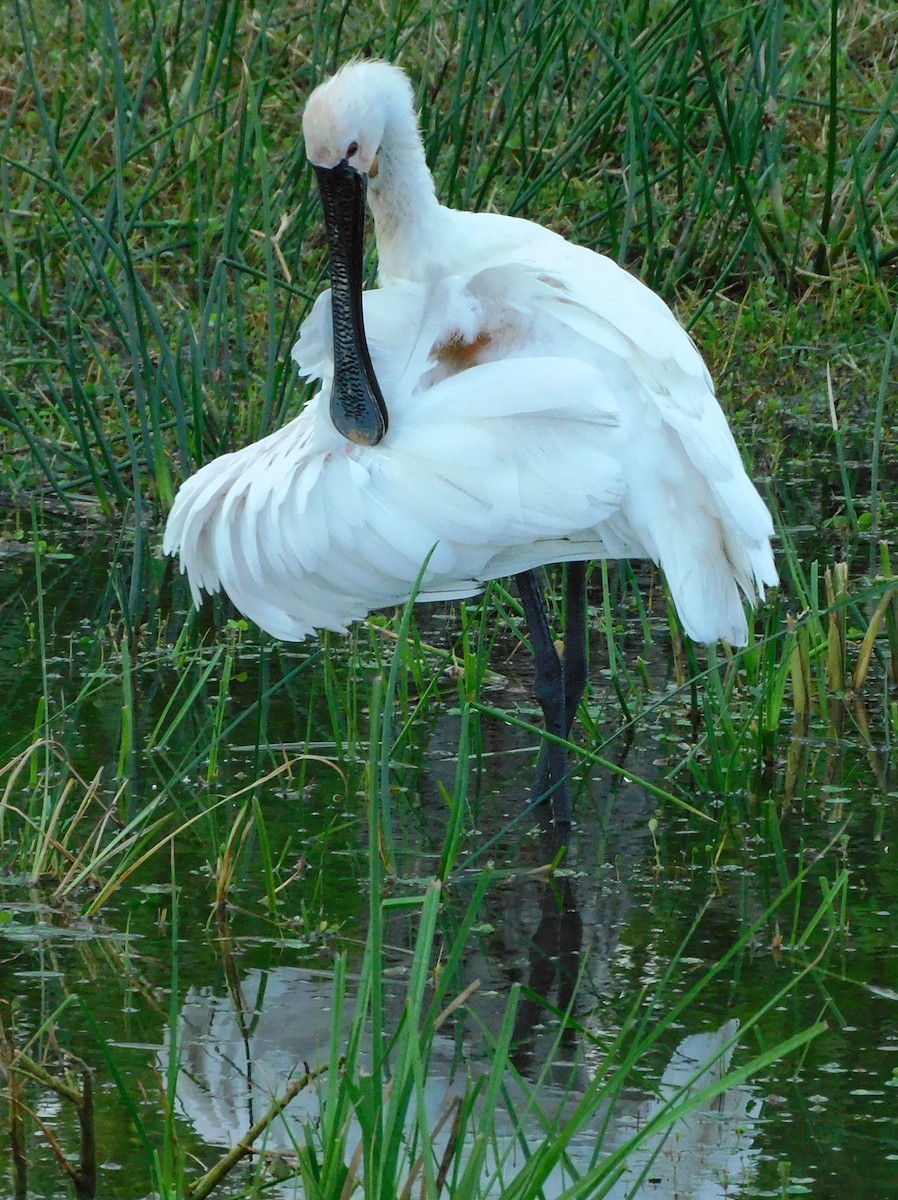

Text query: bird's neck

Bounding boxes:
[366,112,441,282]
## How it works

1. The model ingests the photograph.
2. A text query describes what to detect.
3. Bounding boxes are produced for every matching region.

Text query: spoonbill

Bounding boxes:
[164,60,777,826]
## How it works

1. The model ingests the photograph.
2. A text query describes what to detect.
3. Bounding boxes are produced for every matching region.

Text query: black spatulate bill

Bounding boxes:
[315,161,389,446]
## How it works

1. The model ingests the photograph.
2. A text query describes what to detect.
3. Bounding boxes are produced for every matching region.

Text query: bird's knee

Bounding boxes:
[532,650,564,712]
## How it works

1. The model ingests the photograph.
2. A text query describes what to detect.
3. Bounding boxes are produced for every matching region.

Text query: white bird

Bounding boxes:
[163,60,777,825]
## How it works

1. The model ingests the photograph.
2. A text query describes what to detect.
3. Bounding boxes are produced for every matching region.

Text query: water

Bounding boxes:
[0,517,896,1199]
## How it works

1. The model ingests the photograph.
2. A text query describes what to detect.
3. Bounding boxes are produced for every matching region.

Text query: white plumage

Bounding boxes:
[164,60,777,649]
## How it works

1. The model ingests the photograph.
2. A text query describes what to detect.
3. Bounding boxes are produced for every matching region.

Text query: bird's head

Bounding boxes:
[302,62,412,447]
[302,60,413,179]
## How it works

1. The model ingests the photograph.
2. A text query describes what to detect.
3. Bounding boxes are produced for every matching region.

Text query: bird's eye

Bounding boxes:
[346,140,359,158]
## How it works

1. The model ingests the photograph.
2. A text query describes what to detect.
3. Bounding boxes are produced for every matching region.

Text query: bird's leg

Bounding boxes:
[515,568,571,825]
[529,563,589,819]
[559,562,588,732]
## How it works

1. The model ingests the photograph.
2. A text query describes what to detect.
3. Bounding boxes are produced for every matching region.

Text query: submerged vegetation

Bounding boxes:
[0,0,896,1196]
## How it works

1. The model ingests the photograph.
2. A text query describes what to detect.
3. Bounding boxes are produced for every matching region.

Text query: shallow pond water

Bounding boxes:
[0,519,896,1198]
